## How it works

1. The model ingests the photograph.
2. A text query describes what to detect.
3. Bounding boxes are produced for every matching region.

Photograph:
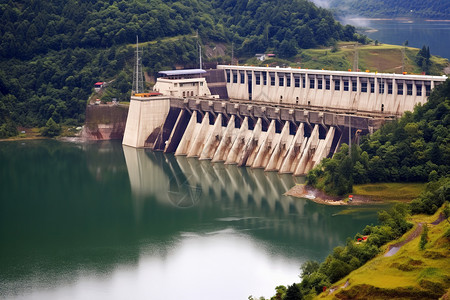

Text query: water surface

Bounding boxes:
[344,18,450,59]
[0,140,380,299]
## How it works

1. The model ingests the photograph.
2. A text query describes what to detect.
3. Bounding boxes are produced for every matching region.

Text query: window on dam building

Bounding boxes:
[352,79,357,92]
[370,82,375,93]
[226,70,230,83]
[407,83,413,95]
[416,84,422,96]
[378,79,385,94]
[388,83,393,94]
[255,73,260,85]
[286,76,291,87]
[361,82,367,93]
[279,76,284,86]
[343,80,349,91]
[326,79,330,90]
[294,77,300,88]
[233,72,237,83]
[263,72,267,85]
[318,79,322,89]
[334,79,340,91]
[397,83,404,95]
[270,73,276,86]
[310,78,315,89]
[240,71,245,84]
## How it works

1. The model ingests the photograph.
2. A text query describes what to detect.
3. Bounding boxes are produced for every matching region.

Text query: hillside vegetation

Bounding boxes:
[328,0,450,20]
[246,42,449,75]
[320,208,450,299]
[0,0,361,138]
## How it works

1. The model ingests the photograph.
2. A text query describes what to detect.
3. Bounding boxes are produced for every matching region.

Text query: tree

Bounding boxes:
[416,45,431,73]
[277,39,298,58]
[42,117,61,137]
[301,261,320,277]
[285,283,303,300]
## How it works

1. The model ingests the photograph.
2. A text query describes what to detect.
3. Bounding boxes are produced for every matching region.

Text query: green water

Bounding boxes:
[0,140,381,299]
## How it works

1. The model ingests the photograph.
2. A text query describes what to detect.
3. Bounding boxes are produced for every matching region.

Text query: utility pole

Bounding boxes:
[199,43,202,69]
[353,43,358,72]
[132,36,144,95]
[231,42,234,65]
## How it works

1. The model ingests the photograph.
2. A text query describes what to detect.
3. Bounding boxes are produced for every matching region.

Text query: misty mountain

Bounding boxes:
[316,0,450,19]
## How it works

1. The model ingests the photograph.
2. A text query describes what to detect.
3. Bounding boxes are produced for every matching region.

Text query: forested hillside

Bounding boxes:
[328,0,450,19]
[0,0,358,137]
[307,78,450,196]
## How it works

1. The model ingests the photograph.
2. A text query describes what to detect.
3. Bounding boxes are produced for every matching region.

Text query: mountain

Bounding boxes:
[326,0,450,19]
[0,0,358,135]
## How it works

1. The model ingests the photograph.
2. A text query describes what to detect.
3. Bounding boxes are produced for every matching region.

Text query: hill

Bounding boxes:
[0,0,358,137]
[244,42,449,74]
[320,208,450,299]
[327,0,450,20]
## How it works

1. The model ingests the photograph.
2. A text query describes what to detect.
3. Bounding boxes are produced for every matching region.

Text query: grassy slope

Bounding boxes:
[244,42,449,75]
[353,183,426,202]
[318,208,450,299]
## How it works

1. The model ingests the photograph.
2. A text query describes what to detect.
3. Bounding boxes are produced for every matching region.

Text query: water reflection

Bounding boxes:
[0,141,379,300]
[122,145,378,260]
[123,145,304,214]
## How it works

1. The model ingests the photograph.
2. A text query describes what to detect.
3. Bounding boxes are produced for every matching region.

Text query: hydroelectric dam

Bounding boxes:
[122,65,447,176]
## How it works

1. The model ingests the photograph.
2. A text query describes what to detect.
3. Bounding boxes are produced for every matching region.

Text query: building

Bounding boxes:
[218,65,447,116]
[153,69,216,98]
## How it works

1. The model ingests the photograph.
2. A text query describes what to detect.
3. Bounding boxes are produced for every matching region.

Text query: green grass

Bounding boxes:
[243,42,448,75]
[353,182,426,202]
[319,208,450,299]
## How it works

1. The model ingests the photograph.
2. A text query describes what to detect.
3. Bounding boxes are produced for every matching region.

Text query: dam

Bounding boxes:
[123,66,447,175]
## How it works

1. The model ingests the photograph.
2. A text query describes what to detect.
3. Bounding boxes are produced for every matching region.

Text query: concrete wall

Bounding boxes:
[218,65,447,117]
[122,96,170,148]
[82,105,129,140]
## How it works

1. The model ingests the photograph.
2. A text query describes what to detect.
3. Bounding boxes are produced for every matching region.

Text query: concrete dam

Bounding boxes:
[123,66,446,176]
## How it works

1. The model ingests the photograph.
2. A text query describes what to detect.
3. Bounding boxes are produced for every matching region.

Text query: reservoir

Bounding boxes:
[345,18,450,59]
[0,140,380,299]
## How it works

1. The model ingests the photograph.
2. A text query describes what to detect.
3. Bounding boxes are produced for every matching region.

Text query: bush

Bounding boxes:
[41,117,61,137]
[419,224,429,250]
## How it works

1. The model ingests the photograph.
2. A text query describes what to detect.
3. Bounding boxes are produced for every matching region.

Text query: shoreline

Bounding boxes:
[285,184,384,206]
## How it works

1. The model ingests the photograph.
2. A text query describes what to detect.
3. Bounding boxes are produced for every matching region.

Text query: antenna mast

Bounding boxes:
[353,43,358,71]
[231,42,234,65]
[199,43,202,69]
[132,36,144,95]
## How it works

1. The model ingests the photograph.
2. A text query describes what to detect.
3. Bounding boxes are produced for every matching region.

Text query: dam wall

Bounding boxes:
[125,96,384,175]
[122,66,447,175]
[219,65,447,117]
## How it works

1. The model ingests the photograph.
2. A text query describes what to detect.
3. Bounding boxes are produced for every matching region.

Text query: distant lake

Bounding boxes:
[342,18,450,60]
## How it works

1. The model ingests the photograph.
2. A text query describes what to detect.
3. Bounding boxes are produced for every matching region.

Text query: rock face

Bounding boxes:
[82,105,129,140]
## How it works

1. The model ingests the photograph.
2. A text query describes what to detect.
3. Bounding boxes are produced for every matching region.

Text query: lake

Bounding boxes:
[0,140,380,299]
[343,18,450,60]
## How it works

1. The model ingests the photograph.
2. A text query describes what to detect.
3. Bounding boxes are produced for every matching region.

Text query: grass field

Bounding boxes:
[353,182,426,202]
[246,42,449,75]
[319,207,450,299]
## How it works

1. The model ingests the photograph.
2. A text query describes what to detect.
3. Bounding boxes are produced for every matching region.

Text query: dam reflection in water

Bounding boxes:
[123,145,303,213]
[0,141,378,300]
[122,145,372,259]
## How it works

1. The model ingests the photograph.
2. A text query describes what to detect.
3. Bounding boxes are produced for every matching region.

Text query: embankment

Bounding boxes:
[82,104,129,140]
